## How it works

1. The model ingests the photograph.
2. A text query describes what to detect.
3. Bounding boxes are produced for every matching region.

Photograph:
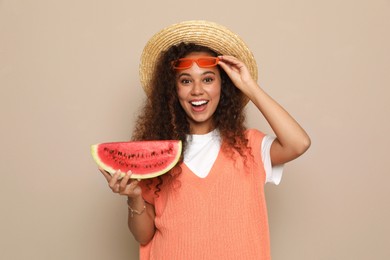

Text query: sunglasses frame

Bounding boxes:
[171,56,220,70]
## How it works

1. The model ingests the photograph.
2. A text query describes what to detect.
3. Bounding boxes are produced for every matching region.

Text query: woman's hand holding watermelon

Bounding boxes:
[99,168,142,197]
[99,168,156,244]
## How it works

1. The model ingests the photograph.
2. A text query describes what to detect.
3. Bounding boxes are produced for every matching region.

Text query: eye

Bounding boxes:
[180,78,192,85]
[203,77,214,83]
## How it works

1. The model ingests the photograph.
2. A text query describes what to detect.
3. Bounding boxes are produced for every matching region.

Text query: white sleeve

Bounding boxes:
[261,135,284,185]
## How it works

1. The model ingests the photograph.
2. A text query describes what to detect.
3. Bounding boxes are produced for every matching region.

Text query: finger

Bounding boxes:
[119,171,132,191]
[217,60,231,72]
[123,180,141,197]
[108,170,121,190]
[122,171,141,196]
[218,55,241,65]
[218,61,240,80]
[219,56,253,84]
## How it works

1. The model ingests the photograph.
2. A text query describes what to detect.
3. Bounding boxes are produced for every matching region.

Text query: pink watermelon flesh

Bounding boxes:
[91,140,182,179]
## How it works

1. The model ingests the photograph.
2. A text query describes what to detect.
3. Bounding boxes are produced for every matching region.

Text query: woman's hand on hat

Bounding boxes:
[218,55,258,93]
[99,168,142,199]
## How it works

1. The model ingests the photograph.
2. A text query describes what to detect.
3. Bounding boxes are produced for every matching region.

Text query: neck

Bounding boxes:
[189,123,216,135]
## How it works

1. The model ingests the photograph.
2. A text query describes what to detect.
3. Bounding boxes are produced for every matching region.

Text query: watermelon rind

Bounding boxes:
[91,140,182,179]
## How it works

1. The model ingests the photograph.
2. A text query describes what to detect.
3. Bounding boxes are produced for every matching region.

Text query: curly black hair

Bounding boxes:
[132,43,249,194]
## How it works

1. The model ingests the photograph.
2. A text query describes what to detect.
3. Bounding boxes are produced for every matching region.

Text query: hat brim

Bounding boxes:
[139,20,257,104]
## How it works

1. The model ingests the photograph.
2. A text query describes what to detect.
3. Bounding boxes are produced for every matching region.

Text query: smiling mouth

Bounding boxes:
[190,100,208,107]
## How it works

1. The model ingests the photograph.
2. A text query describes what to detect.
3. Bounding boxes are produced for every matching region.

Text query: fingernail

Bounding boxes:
[115,170,123,179]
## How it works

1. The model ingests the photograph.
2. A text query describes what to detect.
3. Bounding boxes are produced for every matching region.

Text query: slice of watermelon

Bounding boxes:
[91,140,182,179]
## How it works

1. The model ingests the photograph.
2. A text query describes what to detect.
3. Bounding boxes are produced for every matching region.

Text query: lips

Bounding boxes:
[190,99,209,112]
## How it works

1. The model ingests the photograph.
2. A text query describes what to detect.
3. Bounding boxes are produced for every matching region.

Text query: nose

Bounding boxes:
[191,80,204,95]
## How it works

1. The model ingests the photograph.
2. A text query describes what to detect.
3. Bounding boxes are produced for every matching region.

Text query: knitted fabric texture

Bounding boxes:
[139,129,271,260]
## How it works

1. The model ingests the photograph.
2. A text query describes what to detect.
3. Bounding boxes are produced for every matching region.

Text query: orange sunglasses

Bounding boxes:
[171,57,220,70]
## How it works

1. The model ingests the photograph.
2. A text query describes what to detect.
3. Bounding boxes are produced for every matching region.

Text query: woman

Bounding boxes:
[100,20,310,259]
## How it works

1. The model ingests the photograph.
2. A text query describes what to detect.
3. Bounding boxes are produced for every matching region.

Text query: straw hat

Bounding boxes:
[139,20,258,98]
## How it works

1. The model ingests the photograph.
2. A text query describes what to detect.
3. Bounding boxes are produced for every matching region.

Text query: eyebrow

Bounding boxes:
[177,71,216,78]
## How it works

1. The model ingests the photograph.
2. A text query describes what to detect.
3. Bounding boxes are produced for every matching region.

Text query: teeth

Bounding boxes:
[191,100,208,106]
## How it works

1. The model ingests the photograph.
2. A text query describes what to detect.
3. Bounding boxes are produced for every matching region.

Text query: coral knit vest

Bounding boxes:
[140,129,271,260]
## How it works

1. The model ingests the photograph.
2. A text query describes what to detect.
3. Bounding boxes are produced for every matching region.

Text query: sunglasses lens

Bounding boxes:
[197,57,218,67]
[172,57,219,69]
[173,59,193,69]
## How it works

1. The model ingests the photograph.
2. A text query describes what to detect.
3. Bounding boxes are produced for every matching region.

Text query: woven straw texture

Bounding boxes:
[139,20,258,96]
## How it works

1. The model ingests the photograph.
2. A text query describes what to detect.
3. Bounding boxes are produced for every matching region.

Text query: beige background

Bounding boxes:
[1,0,389,259]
